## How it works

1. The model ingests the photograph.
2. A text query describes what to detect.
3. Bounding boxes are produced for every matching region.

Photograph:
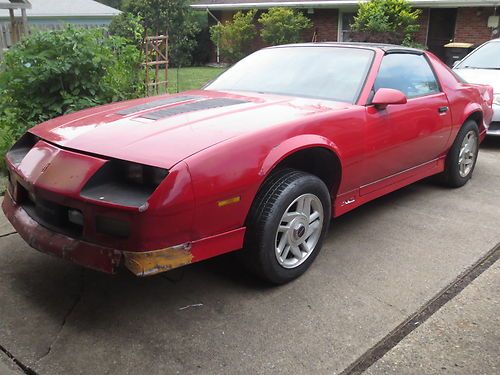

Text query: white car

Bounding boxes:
[453,39,500,136]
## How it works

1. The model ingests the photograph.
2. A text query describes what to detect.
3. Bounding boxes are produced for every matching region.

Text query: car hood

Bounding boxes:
[30,90,353,169]
[454,68,500,92]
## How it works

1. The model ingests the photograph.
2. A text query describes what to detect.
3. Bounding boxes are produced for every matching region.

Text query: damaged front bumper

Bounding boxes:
[2,192,246,276]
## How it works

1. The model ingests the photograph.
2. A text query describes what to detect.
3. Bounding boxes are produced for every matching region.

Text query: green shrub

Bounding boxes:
[123,0,200,68]
[258,8,312,46]
[210,10,257,63]
[109,12,145,47]
[350,0,421,45]
[0,26,144,171]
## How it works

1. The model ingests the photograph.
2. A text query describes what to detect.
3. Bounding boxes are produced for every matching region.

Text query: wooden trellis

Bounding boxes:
[143,32,168,96]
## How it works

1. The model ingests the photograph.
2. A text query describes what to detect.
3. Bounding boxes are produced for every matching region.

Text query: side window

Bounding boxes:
[374,54,440,99]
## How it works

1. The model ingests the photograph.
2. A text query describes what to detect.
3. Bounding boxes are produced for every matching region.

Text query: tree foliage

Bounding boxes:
[123,0,199,67]
[209,10,257,63]
[108,12,144,47]
[0,27,144,171]
[350,0,421,45]
[258,8,312,46]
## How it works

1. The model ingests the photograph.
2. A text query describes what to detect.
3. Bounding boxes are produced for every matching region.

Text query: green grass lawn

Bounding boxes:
[149,67,226,95]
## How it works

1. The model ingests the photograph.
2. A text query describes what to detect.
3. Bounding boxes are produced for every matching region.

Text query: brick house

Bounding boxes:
[191,0,500,63]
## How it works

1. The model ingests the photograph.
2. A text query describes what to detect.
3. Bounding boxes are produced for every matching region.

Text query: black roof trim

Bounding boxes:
[269,42,425,54]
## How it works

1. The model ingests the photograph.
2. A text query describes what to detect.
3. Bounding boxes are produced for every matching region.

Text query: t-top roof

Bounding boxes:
[270,42,424,54]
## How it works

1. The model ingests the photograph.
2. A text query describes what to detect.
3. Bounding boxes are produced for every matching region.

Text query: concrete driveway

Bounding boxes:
[1,138,499,375]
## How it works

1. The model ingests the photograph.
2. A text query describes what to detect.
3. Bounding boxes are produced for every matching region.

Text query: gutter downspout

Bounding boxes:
[207,8,221,64]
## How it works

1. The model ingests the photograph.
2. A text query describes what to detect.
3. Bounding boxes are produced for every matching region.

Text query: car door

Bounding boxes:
[362,52,453,188]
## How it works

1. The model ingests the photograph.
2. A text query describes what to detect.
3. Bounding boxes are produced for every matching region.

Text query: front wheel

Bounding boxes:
[441,120,479,188]
[243,170,331,284]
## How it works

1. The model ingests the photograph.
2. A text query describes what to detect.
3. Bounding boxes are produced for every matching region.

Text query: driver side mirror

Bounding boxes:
[372,88,407,110]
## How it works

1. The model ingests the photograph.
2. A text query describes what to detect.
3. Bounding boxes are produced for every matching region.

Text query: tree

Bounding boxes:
[350,0,421,45]
[108,13,144,47]
[258,8,312,46]
[123,0,199,67]
[209,10,257,63]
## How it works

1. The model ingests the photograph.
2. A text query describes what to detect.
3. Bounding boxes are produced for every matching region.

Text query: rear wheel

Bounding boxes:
[441,120,479,188]
[243,170,331,284]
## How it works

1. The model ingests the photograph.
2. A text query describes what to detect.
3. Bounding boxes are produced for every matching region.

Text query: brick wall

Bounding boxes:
[454,7,496,46]
[414,8,429,45]
[309,9,339,42]
[209,9,339,62]
[208,6,498,62]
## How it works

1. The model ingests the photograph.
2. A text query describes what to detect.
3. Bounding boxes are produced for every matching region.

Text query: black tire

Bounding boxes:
[440,120,480,188]
[243,169,331,284]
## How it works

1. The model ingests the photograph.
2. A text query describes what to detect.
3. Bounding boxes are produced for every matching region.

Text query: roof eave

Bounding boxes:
[0,1,31,10]
[191,0,500,10]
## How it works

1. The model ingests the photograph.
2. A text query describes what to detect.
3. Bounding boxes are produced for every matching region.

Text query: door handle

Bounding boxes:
[438,106,449,113]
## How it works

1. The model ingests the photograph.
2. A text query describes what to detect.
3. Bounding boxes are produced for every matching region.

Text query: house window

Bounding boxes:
[339,12,356,42]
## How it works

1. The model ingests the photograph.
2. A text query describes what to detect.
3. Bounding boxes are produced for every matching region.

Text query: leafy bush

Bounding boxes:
[350,0,421,45]
[123,0,199,67]
[109,12,145,47]
[258,8,312,46]
[210,10,257,63]
[0,26,144,171]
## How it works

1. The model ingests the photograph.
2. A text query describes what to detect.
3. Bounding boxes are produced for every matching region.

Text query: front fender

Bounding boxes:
[259,134,343,177]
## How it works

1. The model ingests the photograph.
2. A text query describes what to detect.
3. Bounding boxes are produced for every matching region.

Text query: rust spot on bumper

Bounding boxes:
[123,244,193,277]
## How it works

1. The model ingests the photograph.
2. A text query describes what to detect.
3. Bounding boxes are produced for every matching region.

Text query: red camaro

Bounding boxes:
[2,43,494,283]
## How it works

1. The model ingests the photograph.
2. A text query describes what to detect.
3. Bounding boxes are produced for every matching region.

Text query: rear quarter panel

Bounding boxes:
[427,52,493,142]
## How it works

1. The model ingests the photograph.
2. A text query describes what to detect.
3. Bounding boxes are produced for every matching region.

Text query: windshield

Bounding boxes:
[458,42,500,69]
[205,46,374,103]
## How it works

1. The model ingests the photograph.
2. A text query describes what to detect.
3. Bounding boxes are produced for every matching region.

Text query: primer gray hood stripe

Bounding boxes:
[117,96,200,115]
[140,98,249,120]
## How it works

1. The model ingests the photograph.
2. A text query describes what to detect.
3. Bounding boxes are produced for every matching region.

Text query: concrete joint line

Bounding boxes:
[0,344,38,375]
[339,243,500,375]
[36,270,86,365]
[0,231,17,239]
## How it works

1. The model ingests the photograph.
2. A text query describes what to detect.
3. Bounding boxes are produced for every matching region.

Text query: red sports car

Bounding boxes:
[2,43,494,284]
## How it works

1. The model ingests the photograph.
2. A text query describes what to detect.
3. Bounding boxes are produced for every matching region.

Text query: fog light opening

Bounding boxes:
[96,216,131,238]
[68,209,84,226]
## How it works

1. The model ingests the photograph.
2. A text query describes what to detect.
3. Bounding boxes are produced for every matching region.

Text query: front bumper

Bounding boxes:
[2,191,246,276]
[2,192,121,273]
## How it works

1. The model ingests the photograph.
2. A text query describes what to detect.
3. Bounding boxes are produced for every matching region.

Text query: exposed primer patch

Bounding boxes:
[117,95,199,115]
[141,98,249,120]
[123,244,193,277]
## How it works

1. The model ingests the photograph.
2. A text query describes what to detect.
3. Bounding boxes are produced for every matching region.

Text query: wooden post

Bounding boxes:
[8,8,17,43]
[155,32,160,95]
[21,8,28,36]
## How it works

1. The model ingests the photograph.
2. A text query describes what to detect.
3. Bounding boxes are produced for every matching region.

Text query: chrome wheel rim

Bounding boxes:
[275,193,324,269]
[458,131,478,178]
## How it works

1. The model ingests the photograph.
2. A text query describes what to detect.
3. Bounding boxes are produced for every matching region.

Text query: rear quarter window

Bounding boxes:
[374,54,441,98]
